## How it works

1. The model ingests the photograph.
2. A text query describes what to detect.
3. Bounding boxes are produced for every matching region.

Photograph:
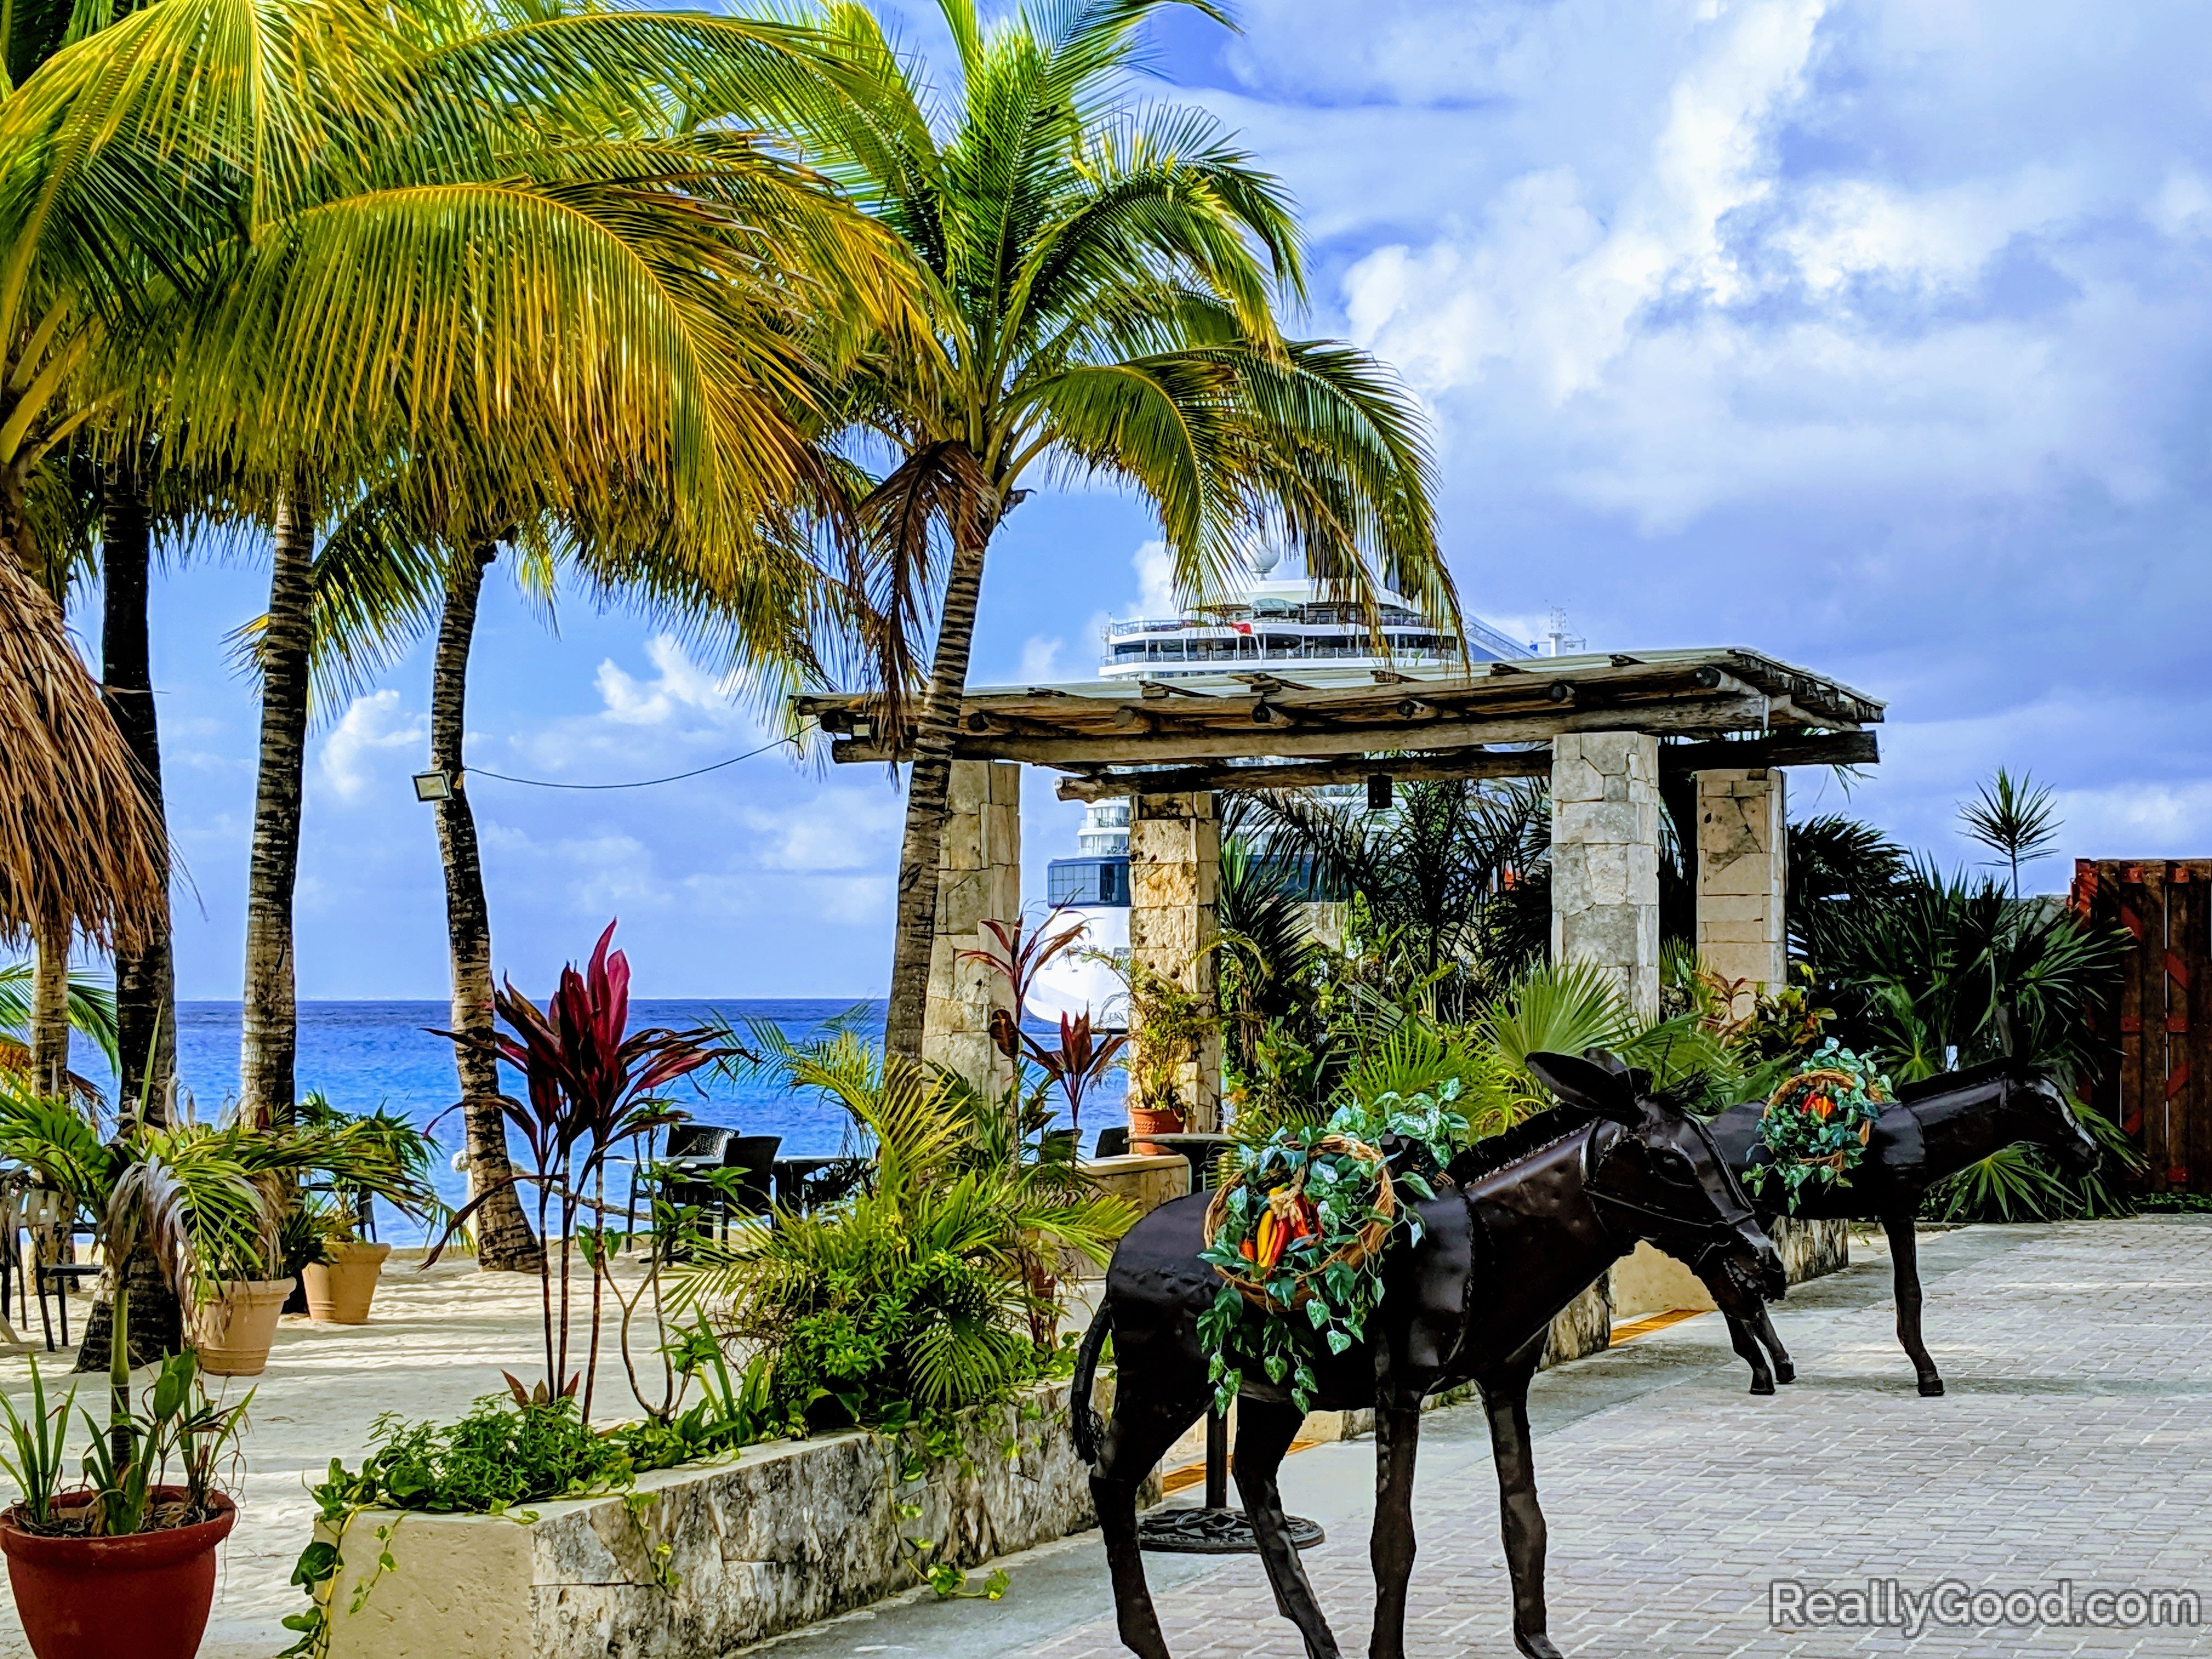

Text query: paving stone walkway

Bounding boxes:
[770,1218,2212,1659]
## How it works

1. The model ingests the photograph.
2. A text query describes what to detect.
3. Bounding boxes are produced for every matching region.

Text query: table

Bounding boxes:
[770,1155,865,1211]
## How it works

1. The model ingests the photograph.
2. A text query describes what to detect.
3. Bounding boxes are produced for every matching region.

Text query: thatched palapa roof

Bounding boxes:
[0,555,166,949]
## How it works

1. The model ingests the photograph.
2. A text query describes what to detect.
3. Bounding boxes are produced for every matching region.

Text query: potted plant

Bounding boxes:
[298,1217,393,1326]
[291,1100,436,1325]
[0,1351,251,1659]
[1111,953,1221,1155]
[0,1077,427,1380]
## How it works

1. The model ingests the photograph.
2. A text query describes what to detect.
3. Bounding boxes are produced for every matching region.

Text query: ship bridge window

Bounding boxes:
[1048,857,1129,907]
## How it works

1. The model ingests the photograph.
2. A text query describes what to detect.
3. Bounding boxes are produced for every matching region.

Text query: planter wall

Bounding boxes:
[318,1377,1153,1659]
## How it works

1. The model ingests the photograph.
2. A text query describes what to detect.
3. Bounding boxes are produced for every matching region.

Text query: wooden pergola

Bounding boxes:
[796,647,1885,1126]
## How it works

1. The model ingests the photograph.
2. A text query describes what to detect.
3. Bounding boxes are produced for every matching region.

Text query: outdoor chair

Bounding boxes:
[1093,1126,1130,1159]
[625,1123,733,1240]
[30,1204,100,1352]
[669,1135,782,1242]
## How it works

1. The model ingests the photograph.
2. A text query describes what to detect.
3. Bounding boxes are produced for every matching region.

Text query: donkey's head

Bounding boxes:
[2009,1071,2102,1178]
[1527,1049,1785,1307]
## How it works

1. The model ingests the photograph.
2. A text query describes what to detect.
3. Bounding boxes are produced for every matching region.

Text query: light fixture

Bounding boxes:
[1367,773,1393,811]
[412,768,454,803]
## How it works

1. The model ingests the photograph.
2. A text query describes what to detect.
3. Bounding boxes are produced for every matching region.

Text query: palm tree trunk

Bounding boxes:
[101,466,176,1120]
[239,492,315,1128]
[883,530,992,1062]
[28,922,69,1097]
[433,544,540,1272]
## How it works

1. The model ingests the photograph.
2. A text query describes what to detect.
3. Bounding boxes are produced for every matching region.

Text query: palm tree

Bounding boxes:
[753,0,1452,1061]
[2,0,905,1133]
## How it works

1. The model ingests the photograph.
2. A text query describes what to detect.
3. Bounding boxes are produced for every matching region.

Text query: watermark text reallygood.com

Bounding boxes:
[1769,1579,2201,1639]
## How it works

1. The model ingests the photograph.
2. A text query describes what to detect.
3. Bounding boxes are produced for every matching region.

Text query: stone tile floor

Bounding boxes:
[769,1218,2212,1659]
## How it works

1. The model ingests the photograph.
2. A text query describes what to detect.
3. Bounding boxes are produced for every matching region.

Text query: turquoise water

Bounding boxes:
[140,1001,1122,1222]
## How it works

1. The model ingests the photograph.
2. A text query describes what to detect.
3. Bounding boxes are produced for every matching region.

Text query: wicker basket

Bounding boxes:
[1203,1133,1395,1314]
[1763,1066,1878,1174]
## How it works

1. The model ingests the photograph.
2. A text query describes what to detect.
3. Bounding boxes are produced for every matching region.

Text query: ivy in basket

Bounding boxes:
[1194,1085,1467,1415]
[1742,1038,1891,1210]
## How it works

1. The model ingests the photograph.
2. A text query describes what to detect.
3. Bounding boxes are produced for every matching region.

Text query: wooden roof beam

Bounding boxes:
[831,688,1770,766]
[1056,748,1551,802]
[1660,729,1878,773]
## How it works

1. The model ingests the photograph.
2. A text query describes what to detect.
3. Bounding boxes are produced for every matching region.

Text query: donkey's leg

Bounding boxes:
[1725,1312,1775,1395]
[1751,1303,1796,1385]
[1092,1389,1205,1659]
[1480,1350,1562,1659]
[1883,1209,1943,1396]
[1367,1403,1423,1659]
[1234,1395,1342,1659]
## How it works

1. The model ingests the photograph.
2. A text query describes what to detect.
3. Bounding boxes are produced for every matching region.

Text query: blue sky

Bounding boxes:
[72,0,2212,1000]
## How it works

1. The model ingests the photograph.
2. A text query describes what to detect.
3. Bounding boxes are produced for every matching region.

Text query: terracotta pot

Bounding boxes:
[0,1488,236,1659]
[1127,1103,1186,1159]
[191,1278,294,1376]
[301,1241,392,1325]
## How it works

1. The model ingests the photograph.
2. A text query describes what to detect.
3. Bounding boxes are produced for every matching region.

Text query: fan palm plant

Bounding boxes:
[742,0,1451,1062]
[1241,776,1551,1012]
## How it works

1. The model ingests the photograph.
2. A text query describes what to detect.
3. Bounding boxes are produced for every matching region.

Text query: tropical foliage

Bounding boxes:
[0,1071,427,1513]
[676,1032,1134,1430]
[1235,779,1551,1016]
[753,0,1452,1062]
[431,922,726,1418]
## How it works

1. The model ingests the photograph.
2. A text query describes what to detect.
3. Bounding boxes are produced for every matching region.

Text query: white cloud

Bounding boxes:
[319,691,425,803]
[1131,540,1177,618]
[1298,0,2212,529]
[592,635,748,727]
[1018,634,1065,682]
[512,635,763,777]
[737,787,904,874]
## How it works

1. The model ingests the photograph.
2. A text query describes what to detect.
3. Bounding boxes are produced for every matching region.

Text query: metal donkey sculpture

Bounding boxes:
[1701,1059,2101,1397]
[1070,1052,1784,1659]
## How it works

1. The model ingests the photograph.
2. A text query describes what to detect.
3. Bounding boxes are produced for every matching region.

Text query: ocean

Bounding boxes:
[138,1000,1126,1221]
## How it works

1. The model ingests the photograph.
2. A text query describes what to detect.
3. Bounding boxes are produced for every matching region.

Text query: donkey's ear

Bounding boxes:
[1582,1047,1654,1096]
[1527,1052,1640,1125]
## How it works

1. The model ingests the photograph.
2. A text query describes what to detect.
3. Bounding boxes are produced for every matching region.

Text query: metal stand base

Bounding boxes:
[1136,1406,1325,1554]
[1137,1505,1325,1554]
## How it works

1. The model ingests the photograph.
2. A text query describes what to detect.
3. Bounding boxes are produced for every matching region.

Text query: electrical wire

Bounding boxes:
[464,728,808,791]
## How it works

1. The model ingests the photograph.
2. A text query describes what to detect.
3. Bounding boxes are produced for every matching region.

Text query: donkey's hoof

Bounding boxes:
[1515,1630,1566,1659]
[1918,1375,1945,1397]
[1750,1375,1776,1396]
[1774,1361,1796,1385]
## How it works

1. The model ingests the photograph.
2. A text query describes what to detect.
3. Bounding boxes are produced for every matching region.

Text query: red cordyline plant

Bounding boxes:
[963,911,1125,1142]
[433,922,724,1418]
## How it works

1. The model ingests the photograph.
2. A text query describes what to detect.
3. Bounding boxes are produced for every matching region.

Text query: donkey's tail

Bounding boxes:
[1069,1300,1111,1467]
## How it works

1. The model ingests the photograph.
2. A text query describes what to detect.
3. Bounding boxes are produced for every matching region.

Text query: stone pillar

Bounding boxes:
[922,760,1022,1094]
[1551,732,1662,1021]
[1695,768,1787,1015]
[1127,791,1222,1131]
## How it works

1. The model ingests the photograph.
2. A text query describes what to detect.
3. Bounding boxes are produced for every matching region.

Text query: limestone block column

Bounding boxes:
[1695,767,1787,1014]
[1551,732,1662,1022]
[922,760,1022,1094]
[1127,791,1222,1131]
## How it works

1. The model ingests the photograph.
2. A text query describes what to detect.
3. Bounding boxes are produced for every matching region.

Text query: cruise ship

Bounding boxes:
[1028,552,1537,1027]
